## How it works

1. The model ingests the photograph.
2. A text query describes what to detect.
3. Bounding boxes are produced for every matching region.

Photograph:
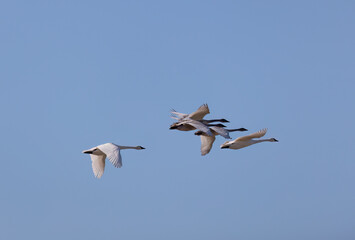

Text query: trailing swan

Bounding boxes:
[220,128,278,150]
[82,143,145,178]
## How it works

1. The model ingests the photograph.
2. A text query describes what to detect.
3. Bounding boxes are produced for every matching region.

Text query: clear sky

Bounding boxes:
[1,1,354,239]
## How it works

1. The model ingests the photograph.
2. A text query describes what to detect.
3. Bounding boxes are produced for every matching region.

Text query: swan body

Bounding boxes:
[169,119,226,136]
[220,129,278,150]
[82,143,145,178]
[170,104,229,135]
[195,127,248,139]
[195,127,248,156]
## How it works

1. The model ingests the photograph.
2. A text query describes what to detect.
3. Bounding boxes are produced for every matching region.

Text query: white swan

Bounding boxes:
[169,119,227,136]
[171,104,210,121]
[220,128,278,150]
[195,127,248,139]
[195,127,248,155]
[171,104,229,124]
[170,104,230,135]
[82,143,145,178]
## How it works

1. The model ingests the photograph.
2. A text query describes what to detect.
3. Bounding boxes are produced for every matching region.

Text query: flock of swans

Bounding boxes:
[83,104,278,179]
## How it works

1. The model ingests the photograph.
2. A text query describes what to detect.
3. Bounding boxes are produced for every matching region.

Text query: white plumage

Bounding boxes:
[82,143,145,179]
[195,127,248,155]
[220,129,278,150]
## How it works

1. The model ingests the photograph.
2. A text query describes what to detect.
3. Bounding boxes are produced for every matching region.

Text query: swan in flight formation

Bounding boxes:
[220,128,278,150]
[170,104,249,155]
[171,104,211,121]
[82,143,145,178]
[171,104,229,124]
[169,104,230,135]
[170,120,227,136]
[81,104,278,179]
[194,127,248,155]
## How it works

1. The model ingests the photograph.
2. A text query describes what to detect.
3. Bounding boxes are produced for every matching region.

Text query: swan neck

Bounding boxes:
[254,139,273,143]
[227,128,245,132]
[118,146,138,150]
[204,119,224,123]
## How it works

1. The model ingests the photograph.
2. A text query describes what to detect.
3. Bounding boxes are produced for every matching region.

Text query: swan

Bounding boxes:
[82,143,145,178]
[194,127,248,139]
[194,127,248,156]
[169,119,226,136]
[220,128,278,150]
[171,104,210,121]
[171,104,229,124]
[170,104,230,135]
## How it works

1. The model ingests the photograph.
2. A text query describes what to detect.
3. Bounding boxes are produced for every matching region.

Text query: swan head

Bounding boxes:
[82,150,93,154]
[219,119,229,123]
[136,146,145,150]
[270,138,279,142]
[169,123,179,130]
[82,148,97,154]
[220,142,231,149]
[194,131,203,136]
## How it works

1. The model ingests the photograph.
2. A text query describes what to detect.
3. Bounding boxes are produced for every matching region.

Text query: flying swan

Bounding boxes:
[169,119,226,136]
[195,126,248,155]
[171,104,229,124]
[220,128,278,150]
[82,143,145,178]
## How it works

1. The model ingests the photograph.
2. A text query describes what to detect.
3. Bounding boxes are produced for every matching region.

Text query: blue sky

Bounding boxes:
[1,1,355,239]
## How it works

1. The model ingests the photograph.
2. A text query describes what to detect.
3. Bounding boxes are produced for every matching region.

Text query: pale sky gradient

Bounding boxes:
[1,1,355,239]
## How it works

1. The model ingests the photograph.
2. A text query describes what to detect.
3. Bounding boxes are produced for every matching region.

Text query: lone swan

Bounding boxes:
[82,143,145,178]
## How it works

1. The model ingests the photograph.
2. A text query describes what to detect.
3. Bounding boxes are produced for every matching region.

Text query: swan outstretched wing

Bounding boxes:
[236,128,267,141]
[188,104,210,120]
[186,120,213,136]
[98,143,122,168]
[200,135,215,156]
[170,116,180,120]
[170,110,188,121]
[210,126,231,139]
[90,154,106,179]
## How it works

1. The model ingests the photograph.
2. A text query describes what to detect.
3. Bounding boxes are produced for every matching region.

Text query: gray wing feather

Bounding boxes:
[210,126,231,139]
[186,120,213,136]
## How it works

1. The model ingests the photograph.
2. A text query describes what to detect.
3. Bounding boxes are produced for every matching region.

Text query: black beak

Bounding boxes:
[221,145,229,149]
[141,147,145,149]
[82,150,94,154]
[169,126,177,130]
